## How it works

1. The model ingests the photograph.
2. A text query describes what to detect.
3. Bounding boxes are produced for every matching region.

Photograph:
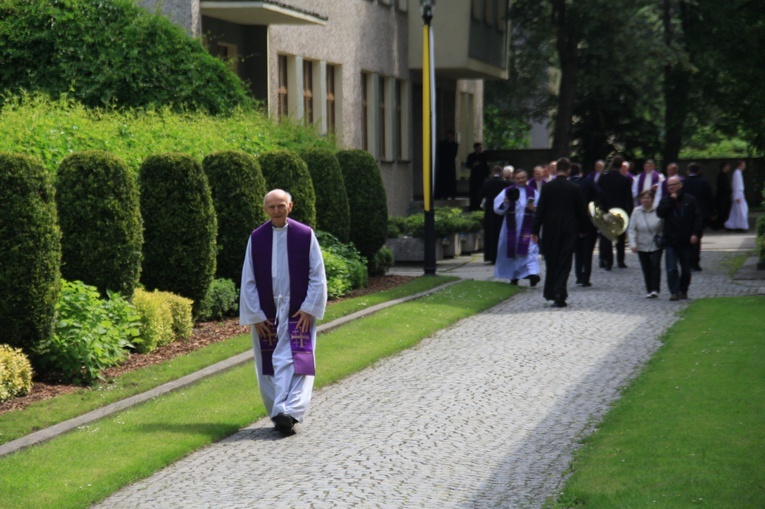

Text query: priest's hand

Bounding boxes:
[254,320,273,338]
[293,310,314,333]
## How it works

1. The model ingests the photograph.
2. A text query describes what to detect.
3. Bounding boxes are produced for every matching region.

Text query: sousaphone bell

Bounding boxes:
[588,201,629,243]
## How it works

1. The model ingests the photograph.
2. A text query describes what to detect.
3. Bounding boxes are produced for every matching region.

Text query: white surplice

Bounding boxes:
[493,186,540,281]
[239,222,327,422]
[724,168,749,230]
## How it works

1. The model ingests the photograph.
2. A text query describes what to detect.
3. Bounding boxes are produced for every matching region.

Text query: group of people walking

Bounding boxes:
[483,156,750,305]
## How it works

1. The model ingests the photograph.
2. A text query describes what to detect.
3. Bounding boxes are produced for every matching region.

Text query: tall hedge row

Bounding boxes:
[299,148,350,243]
[0,0,250,113]
[0,153,61,352]
[203,151,268,285]
[259,150,317,228]
[55,151,143,297]
[139,153,217,316]
[336,149,388,262]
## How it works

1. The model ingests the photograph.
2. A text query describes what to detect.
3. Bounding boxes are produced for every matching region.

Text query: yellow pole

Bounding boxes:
[422,23,431,213]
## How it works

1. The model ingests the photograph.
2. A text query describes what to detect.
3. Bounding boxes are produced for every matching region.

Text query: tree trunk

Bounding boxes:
[662,0,694,168]
[551,0,578,159]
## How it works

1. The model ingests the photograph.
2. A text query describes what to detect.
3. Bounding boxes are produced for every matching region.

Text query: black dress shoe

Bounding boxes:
[575,279,582,285]
[680,292,688,299]
[510,279,519,285]
[618,263,628,268]
[604,266,612,271]
[553,299,567,308]
[692,266,702,272]
[669,294,680,301]
[528,274,541,287]
[581,282,592,287]
[273,413,295,435]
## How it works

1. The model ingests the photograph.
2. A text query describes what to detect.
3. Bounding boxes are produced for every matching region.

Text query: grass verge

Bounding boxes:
[0,280,517,509]
[0,275,456,446]
[550,296,765,508]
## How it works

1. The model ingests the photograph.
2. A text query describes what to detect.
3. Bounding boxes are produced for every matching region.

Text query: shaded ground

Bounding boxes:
[0,275,415,415]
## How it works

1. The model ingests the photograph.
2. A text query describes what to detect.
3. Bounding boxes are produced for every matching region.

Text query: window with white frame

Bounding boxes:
[326,64,336,133]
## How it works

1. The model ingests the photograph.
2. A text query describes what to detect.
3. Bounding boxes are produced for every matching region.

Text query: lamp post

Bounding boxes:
[420,0,437,275]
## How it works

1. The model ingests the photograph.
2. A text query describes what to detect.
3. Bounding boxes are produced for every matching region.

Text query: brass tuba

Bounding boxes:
[588,201,629,242]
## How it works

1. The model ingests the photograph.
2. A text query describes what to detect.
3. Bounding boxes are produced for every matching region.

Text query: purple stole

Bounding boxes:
[250,219,314,376]
[505,185,535,258]
[638,171,659,194]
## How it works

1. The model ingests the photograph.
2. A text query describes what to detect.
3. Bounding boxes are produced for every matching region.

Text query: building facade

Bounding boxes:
[139,0,510,216]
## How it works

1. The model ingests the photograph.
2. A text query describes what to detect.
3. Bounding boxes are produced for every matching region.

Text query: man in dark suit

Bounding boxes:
[569,163,602,287]
[682,162,715,271]
[597,156,633,270]
[466,142,489,211]
[531,158,589,307]
[479,165,512,264]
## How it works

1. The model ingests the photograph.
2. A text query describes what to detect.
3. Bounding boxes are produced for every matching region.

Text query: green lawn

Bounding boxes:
[551,296,765,509]
[0,275,457,446]
[0,279,517,509]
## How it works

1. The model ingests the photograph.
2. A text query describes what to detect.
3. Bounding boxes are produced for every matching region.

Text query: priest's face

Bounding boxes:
[264,191,293,227]
[514,171,528,187]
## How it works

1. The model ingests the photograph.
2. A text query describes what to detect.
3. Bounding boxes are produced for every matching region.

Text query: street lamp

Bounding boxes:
[420,0,436,275]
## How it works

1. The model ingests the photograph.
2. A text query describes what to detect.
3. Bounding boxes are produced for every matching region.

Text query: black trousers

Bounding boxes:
[575,229,598,284]
[599,232,626,268]
[637,250,663,293]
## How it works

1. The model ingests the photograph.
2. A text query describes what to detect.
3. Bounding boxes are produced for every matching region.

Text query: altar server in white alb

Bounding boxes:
[724,160,749,231]
[240,189,327,436]
[493,169,541,287]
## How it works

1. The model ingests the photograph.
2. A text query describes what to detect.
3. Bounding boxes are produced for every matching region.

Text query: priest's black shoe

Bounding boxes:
[553,299,567,308]
[273,413,295,435]
[527,274,540,287]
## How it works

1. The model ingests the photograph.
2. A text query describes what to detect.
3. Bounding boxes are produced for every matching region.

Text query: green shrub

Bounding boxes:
[198,279,239,321]
[387,216,407,238]
[132,289,174,354]
[154,291,194,340]
[259,150,317,227]
[0,345,34,402]
[317,231,368,299]
[369,246,394,277]
[35,280,140,384]
[0,153,61,354]
[203,151,268,286]
[0,0,250,114]
[299,148,350,242]
[336,149,388,263]
[756,215,765,263]
[402,208,477,238]
[55,151,143,297]
[139,153,217,317]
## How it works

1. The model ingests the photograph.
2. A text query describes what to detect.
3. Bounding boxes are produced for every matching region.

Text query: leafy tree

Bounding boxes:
[55,151,143,297]
[0,153,61,353]
[203,151,268,286]
[139,154,217,317]
[299,148,350,242]
[259,150,317,228]
[0,0,250,113]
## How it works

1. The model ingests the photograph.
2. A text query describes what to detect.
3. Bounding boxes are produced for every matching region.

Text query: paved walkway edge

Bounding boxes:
[0,278,463,458]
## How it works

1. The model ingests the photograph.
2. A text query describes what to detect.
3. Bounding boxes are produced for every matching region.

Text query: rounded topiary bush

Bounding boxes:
[299,148,350,242]
[139,153,217,316]
[0,153,61,352]
[203,151,268,285]
[0,345,34,401]
[259,150,317,227]
[56,151,142,297]
[336,149,388,263]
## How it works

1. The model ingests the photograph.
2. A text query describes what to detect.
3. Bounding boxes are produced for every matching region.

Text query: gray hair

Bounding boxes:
[263,189,292,206]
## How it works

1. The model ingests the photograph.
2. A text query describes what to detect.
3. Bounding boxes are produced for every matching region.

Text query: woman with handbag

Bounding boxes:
[628,190,664,298]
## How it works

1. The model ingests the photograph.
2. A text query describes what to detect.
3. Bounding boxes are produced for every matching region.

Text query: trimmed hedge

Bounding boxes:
[0,345,33,402]
[154,291,194,340]
[139,153,217,316]
[336,149,388,262]
[203,151,268,285]
[56,151,143,297]
[198,278,239,321]
[259,150,317,228]
[0,153,61,353]
[0,0,250,114]
[299,148,350,242]
[132,289,174,354]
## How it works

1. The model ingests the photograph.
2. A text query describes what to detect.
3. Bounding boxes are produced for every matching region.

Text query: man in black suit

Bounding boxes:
[466,142,489,211]
[569,163,602,287]
[682,162,715,271]
[531,158,589,307]
[479,165,512,263]
[597,156,633,270]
